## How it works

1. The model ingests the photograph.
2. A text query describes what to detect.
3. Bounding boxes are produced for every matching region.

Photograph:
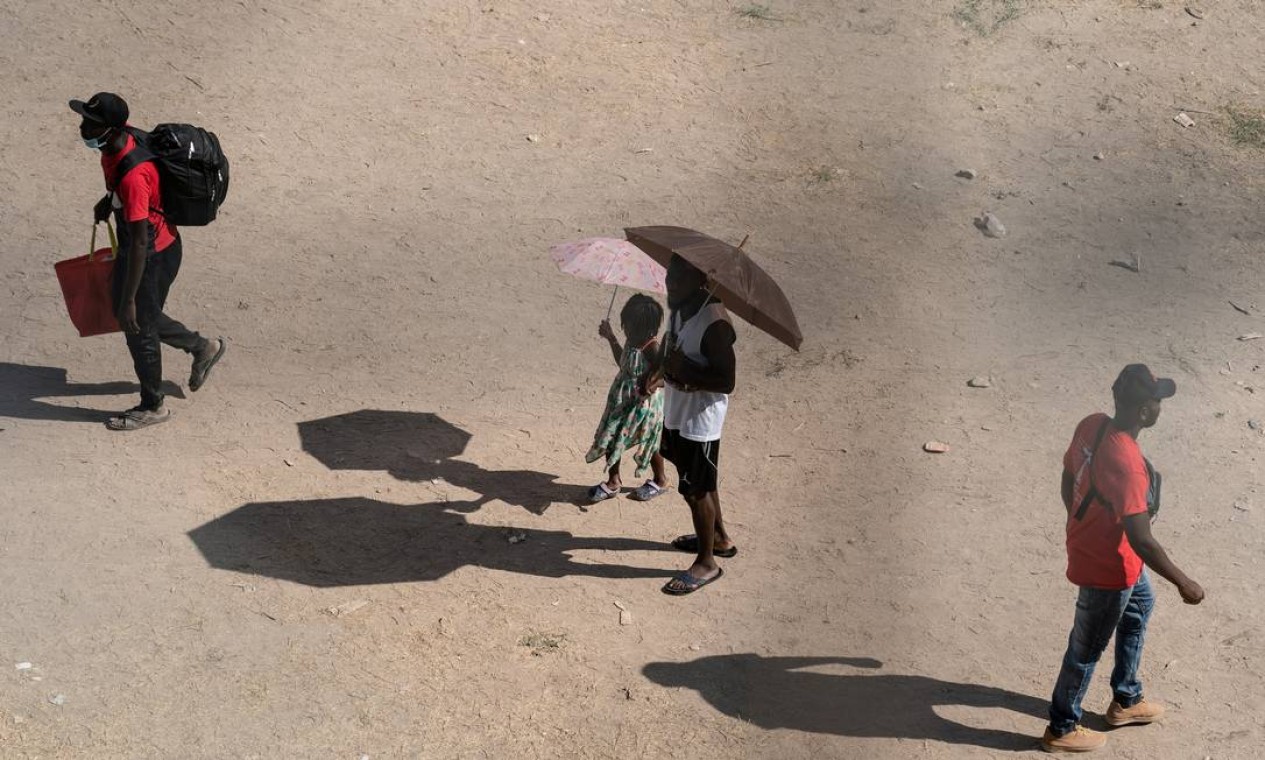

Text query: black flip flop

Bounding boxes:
[671,534,738,558]
[190,337,227,392]
[662,567,724,596]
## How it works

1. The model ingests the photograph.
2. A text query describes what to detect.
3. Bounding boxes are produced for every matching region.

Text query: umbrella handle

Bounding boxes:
[703,279,720,305]
[605,286,619,321]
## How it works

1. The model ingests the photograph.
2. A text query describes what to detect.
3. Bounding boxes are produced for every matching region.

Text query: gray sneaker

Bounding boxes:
[106,405,172,431]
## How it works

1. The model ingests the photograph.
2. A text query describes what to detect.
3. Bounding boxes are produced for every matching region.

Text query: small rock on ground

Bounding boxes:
[326,599,370,618]
[975,212,1007,238]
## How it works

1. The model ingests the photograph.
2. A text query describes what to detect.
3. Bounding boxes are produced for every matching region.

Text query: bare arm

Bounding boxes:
[641,338,661,373]
[1123,514,1204,604]
[605,338,623,365]
[664,321,736,394]
[597,320,622,365]
[637,339,665,395]
[116,219,149,333]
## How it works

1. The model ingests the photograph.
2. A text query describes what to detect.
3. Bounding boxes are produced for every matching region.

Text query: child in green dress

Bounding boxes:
[586,294,669,503]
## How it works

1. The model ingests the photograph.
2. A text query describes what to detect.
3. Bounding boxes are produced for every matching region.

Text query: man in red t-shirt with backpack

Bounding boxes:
[1041,364,1205,753]
[72,92,225,430]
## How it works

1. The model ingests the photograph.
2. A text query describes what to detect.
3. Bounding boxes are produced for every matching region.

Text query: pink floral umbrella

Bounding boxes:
[549,237,667,317]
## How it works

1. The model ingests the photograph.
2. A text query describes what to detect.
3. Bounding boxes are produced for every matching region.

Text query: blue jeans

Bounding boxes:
[1048,571,1154,736]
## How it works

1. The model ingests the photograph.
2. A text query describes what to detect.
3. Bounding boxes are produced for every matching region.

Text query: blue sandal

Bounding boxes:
[587,483,619,503]
[629,480,668,502]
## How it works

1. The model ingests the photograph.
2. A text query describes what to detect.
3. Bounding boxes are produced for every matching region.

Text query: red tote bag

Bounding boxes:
[55,222,121,337]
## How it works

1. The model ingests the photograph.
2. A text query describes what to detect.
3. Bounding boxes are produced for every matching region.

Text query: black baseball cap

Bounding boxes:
[69,92,129,128]
[1112,364,1176,405]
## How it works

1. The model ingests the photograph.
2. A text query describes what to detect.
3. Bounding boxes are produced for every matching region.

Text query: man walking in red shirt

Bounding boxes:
[1041,365,1204,753]
[72,93,225,430]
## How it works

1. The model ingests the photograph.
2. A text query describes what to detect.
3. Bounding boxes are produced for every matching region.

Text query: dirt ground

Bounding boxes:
[2,0,1264,757]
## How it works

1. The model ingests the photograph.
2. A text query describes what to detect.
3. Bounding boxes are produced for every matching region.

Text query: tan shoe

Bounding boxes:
[1105,699,1165,726]
[1041,726,1107,753]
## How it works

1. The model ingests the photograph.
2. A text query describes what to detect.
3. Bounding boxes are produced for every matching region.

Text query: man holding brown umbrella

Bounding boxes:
[625,226,803,596]
[657,255,738,594]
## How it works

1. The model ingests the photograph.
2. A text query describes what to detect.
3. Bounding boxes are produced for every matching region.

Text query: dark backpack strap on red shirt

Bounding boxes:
[109,146,156,193]
[1073,418,1113,521]
[107,127,156,193]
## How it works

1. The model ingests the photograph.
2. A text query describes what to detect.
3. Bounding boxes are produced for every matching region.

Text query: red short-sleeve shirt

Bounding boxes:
[100,132,176,252]
[1062,413,1150,589]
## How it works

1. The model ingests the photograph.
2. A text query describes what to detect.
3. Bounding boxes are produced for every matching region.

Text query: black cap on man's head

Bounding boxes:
[69,92,129,128]
[1112,364,1176,406]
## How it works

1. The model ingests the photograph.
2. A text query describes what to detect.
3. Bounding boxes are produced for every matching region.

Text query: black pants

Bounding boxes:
[111,237,206,410]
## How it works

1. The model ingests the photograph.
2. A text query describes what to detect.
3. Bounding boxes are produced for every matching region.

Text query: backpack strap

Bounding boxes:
[1073,419,1113,521]
[109,146,155,192]
[1144,458,1161,521]
[107,128,156,192]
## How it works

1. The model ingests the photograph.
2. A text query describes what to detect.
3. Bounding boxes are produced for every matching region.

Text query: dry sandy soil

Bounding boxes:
[2,0,1264,757]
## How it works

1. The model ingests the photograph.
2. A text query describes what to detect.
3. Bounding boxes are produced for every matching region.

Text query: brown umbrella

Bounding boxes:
[624,226,803,351]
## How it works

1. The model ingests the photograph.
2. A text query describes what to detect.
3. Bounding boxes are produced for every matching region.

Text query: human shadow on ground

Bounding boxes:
[188,497,671,586]
[643,655,1046,752]
[0,362,185,423]
[297,409,585,515]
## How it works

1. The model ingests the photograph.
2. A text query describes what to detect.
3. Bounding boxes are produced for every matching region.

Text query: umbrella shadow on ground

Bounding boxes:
[0,362,185,423]
[642,655,1046,752]
[297,409,586,515]
[188,497,671,586]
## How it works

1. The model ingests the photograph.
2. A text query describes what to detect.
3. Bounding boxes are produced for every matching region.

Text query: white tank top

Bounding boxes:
[663,302,731,442]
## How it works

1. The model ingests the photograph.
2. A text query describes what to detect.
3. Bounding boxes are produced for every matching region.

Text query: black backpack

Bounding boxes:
[113,124,230,226]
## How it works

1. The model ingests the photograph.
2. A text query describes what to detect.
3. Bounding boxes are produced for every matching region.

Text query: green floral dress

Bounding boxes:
[586,344,664,476]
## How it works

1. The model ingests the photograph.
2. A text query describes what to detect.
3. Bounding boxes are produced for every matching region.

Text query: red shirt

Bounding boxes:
[100,132,176,252]
[1063,413,1150,589]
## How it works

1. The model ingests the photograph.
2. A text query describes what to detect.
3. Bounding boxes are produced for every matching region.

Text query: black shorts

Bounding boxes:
[661,429,721,496]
